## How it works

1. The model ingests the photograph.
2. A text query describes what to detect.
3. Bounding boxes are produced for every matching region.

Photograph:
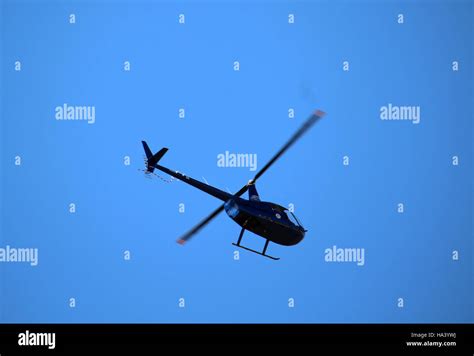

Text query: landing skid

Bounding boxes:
[232,228,280,260]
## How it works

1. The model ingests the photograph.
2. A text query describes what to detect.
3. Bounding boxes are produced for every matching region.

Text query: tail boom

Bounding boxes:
[141,140,232,202]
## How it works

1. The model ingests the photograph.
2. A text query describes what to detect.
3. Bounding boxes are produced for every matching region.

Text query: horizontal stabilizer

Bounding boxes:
[149,147,168,166]
[141,141,168,172]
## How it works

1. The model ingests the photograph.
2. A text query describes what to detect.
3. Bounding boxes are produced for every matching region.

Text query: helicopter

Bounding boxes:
[141,109,326,260]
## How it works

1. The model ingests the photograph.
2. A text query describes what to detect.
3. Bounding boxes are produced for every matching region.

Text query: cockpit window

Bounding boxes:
[284,209,302,227]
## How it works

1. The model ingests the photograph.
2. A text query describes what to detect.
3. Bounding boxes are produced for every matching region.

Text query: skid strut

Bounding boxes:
[232,228,280,260]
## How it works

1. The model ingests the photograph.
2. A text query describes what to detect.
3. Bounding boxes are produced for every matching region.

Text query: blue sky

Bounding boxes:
[0,0,472,323]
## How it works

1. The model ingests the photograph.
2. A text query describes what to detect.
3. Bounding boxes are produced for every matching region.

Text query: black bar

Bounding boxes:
[0,324,472,352]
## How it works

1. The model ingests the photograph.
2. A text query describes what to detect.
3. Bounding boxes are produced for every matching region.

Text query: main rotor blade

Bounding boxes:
[176,183,250,245]
[252,110,325,182]
[233,184,250,197]
[177,204,225,245]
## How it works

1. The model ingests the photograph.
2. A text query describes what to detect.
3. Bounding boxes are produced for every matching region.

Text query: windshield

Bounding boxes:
[284,209,302,227]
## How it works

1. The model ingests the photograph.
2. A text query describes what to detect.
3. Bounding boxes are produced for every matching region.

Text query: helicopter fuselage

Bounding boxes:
[224,197,305,246]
